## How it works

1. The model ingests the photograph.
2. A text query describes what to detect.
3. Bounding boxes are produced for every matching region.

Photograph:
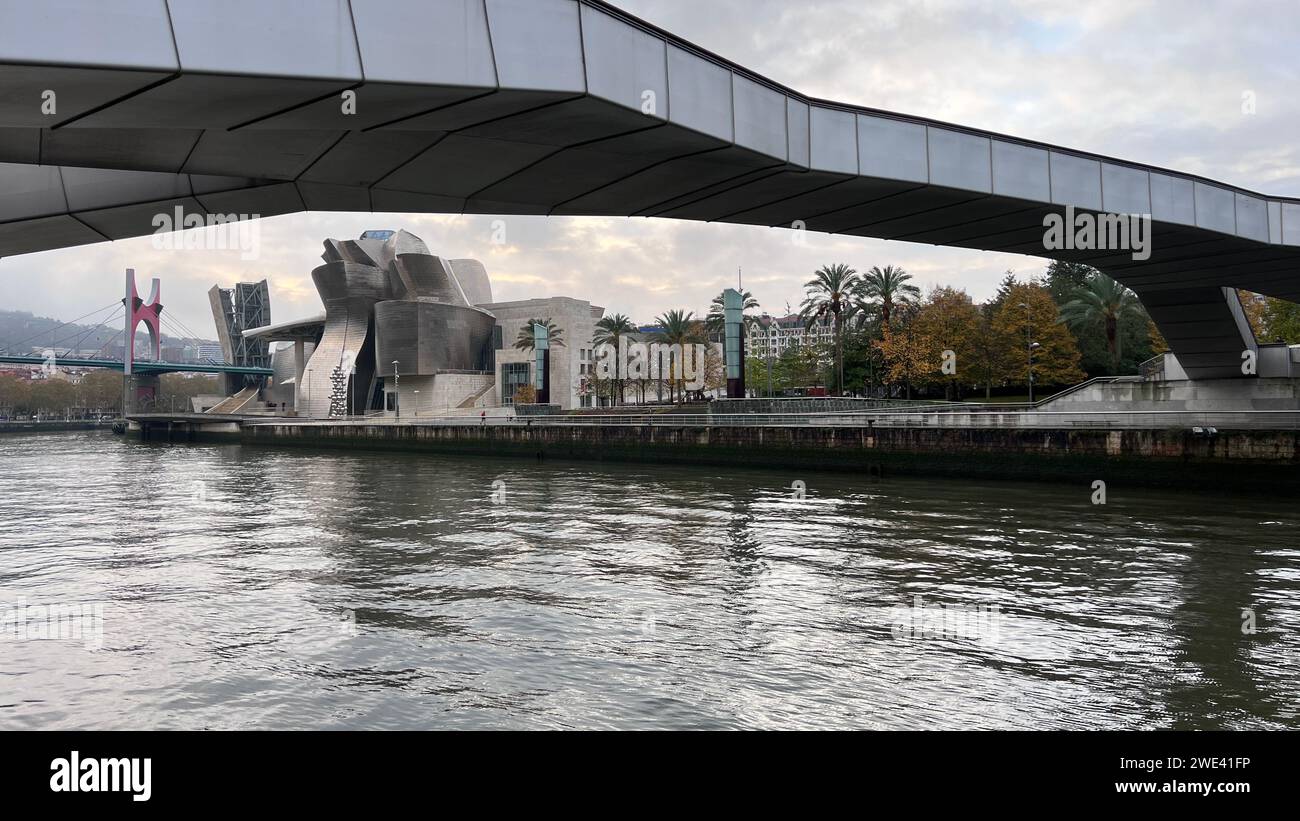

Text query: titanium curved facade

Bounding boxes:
[299,229,496,417]
[303,260,389,419]
[373,301,496,376]
[448,260,494,307]
[1,0,1298,378]
[268,340,315,408]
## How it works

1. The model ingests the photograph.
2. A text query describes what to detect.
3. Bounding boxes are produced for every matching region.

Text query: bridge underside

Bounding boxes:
[2,0,1298,380]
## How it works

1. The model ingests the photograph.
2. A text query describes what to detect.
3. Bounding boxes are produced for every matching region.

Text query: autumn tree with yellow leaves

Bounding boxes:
[874,305,935,399]
[912,287,983,399]
[991,282,1086,392]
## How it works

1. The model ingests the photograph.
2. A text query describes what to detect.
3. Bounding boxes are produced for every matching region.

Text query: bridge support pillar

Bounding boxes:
[1134,285,1257,380]
[218,372,237,397]
[293,339,306,413]
[123,373,161,414]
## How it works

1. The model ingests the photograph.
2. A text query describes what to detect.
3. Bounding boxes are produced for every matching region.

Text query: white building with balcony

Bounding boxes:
[747,314,836,359]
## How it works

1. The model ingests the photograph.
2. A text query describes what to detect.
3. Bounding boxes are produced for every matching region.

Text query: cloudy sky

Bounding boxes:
[2,0,1296,338]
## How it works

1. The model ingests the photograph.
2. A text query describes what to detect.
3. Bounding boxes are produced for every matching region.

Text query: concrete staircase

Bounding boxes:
[205,386,260,414]
[457,381,496,409]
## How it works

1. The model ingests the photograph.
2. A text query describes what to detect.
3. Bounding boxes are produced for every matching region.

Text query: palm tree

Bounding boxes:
[857,265,921,329]
[798,264,859,395]
[705,289,760,336]
[1058,274,1142,373]
[513,317,565,350]
[592,313,636,406]
[652,309,699,403]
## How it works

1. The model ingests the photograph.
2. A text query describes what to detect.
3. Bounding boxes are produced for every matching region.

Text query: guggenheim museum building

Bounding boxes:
[241,229,603,418]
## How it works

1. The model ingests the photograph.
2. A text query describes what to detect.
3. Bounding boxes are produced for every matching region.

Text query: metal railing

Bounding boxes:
[1139,354,1166,382]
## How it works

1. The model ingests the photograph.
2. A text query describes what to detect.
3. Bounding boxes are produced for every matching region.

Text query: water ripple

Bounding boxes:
[0,432,1296,729]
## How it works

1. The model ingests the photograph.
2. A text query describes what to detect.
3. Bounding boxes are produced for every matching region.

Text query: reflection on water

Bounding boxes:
[0,432,1296,729]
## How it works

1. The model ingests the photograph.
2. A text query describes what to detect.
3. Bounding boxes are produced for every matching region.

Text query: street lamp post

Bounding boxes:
[1028,341,1041,402]
[1018,302,1039,403]
[835,316,845,397]
[767,326,775,397]
[392,360,400,419]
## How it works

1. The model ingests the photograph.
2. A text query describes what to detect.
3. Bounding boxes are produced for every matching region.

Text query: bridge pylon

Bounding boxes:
[122,268,164,414]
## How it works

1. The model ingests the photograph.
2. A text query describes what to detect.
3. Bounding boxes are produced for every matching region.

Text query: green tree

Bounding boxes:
[78,370,122,413]
[29,379,76,416]
[592,313,636,406]
[1261,297,1300,343]
[857,265,921,330]
[1043,260,1095,304]
[799,263,860,396]
[983,270,1019,319]
[967,310,1014,399]
[1058,274,1145,373]
[772,343,822,391]
[835,329,875,395]
[157,373,220,412]
[745,355,772,396]
[652,309,701,403]
[840,313,886,395]
[0,374,32,417]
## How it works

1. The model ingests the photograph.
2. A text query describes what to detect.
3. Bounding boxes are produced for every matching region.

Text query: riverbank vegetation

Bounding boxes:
[0,372,217,418]
[739,261,1172,399]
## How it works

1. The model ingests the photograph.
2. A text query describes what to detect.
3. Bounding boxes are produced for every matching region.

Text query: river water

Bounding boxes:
[1,431,1296,729]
